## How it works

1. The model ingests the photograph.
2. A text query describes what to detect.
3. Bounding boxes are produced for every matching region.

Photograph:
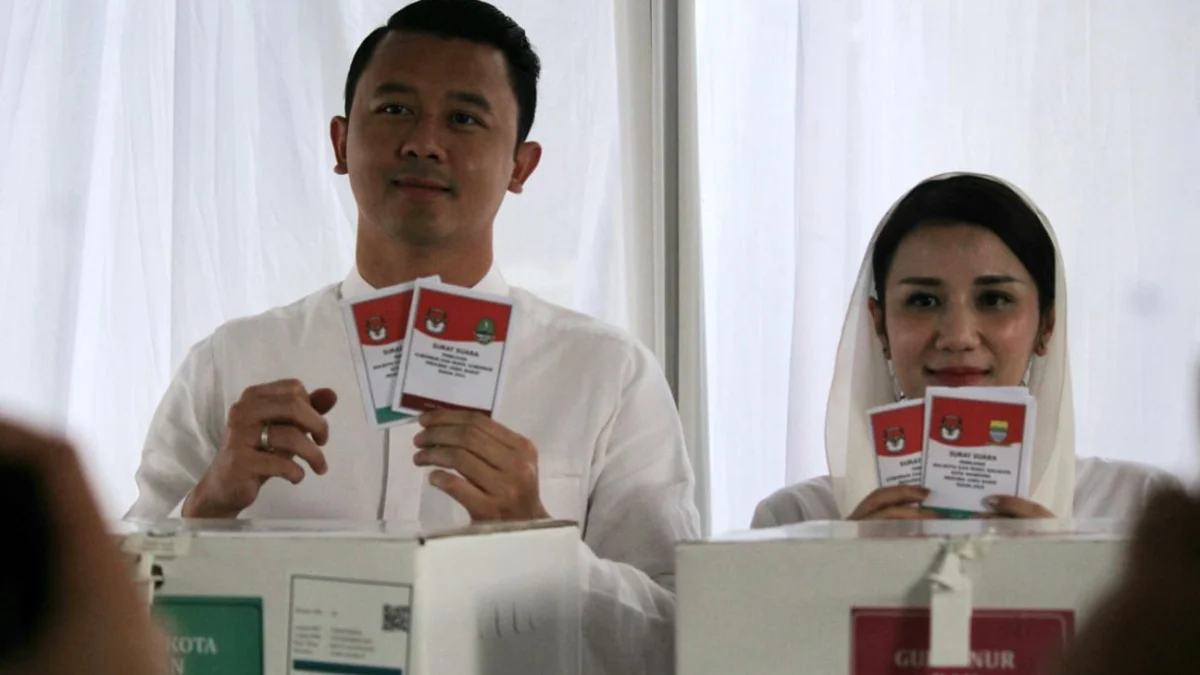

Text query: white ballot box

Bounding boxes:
[677,519,1129,675]
[119,519,581,675]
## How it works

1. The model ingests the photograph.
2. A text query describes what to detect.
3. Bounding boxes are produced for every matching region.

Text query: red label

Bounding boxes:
[411,288,512,343]
[398,393,493,417]
[350,291,413,346]
[927,397,1026,448]
[851,608,1073,675]
[870,403,925,458]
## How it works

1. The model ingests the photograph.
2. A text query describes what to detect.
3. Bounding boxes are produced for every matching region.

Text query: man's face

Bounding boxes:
[333,32,540,247]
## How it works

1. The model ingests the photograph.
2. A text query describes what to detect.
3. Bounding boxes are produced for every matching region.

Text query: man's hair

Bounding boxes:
[343,0,541,146]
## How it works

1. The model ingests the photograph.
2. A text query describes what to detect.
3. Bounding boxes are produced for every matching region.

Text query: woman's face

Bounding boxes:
[869,222,1054,398]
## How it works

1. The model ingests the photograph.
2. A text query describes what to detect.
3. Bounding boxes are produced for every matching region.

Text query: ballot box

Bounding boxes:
[677,519,1129,675]
[119,519,581,675]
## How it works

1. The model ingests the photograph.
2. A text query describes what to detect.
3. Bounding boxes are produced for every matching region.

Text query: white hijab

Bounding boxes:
[825,172,1076,518]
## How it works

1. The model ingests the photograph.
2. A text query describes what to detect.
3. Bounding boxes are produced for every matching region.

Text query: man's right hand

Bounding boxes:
[183,380,337,518]
[848,485,940,520]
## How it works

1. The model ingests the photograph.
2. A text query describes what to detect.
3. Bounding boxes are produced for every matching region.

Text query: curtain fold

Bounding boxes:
[675,0,711,535]
[689,0,803,534]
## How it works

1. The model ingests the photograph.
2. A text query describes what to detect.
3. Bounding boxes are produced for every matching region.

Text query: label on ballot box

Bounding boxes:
[154,596,264,675]
[851,608,1074,674]
[288,575,412,675]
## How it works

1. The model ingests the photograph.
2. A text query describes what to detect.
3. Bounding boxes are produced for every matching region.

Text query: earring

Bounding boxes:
[887,360,906,401]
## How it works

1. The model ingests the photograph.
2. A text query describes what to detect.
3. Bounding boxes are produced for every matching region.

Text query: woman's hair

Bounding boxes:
[871,175,1056,315]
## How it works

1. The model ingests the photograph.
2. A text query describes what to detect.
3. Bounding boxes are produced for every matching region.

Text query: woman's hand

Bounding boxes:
[979,495,1054,519]
[848,485,940,520]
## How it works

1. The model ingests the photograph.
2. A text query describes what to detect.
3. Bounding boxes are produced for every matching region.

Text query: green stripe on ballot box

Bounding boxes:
[292,661,403,675]
[154,596,264,675]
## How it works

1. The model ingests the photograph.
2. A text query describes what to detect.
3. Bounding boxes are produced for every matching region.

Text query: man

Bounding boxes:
[127,1,699,672]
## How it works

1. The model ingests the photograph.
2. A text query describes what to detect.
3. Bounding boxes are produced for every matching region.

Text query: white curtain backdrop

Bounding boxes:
[0,0,645,517]
[7,0,1198,535]
[694,0,1200,535]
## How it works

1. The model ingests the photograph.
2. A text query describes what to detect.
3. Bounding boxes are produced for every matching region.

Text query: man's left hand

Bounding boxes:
[412,410,549,522]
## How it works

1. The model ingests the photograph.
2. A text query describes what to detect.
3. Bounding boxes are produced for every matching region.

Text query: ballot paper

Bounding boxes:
[868,399,926,488]
[340,279,435,429]
[391,279,514,416]
[919,387,1036,516]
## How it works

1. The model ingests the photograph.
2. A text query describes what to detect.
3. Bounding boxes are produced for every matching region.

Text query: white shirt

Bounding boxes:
[751,456,1181,528]
[128,266,700,675]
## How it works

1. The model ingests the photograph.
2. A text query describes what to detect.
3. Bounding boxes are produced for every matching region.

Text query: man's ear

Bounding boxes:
[507,141,542,194]
[331,116,349,175]
[868,297,890,359]
[1035,306,1056,356]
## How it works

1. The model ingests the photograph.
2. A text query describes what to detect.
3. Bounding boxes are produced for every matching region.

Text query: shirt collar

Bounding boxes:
[340,263,510,300]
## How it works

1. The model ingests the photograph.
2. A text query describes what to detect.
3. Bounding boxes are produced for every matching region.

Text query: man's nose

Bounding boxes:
[399,113,446,162]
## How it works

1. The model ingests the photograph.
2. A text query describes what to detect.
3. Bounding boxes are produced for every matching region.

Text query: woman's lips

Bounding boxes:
[927,367,988,387]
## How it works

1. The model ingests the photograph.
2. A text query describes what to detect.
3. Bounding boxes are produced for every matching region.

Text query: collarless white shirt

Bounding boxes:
[129,265,700,674]
[750,456,1182,528]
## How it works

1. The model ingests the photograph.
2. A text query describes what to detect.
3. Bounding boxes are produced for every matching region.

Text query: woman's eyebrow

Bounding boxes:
[896,277,941,286]
[975,274,1023,285]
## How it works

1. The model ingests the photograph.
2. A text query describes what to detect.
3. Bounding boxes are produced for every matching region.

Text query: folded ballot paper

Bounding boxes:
[868,399,926,489]
[869,387,1036,516]
[341,279,428,428]
[391,280,514,416]
[341,277,514,428]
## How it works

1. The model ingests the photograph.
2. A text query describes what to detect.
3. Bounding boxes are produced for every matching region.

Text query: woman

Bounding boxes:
[753,173,1177,525]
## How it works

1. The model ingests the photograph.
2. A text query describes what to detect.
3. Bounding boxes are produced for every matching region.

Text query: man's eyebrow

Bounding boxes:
[369,83,493,115]
[448,90,492,113]
[372,81,415,97]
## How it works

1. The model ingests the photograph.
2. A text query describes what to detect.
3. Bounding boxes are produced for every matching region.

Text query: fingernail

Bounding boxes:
[429,472,445,488]
[984,496,1001,508]
[413,451,427,465]
[413,432,426,445]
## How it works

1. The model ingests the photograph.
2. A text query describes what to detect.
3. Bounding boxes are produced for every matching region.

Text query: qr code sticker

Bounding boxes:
[383,604,410,633]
